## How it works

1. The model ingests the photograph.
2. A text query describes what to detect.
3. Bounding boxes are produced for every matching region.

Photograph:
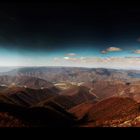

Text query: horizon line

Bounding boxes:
[0,65,140,71]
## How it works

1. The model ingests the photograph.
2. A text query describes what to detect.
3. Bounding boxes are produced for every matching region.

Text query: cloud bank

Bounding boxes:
[53,56,140,69]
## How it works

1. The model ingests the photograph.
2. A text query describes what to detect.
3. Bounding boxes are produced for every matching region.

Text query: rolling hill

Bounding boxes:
[82,80,140,102]
[80,97,140,127]
[37,86,98,110]
[0,101,76,127]
[0,86,59,107]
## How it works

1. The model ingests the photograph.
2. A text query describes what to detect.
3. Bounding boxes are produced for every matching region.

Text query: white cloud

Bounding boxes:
[63,53,77,60]
[64,57,70,60]
[64,53,78,61]
[66,53,76,56]
[133,50,140,54]
[101,50,107,54]
[101,47,122,54]
[53,57,60,61]
[107,47,122,52]
[80,57,86,59]
[5,54,140,69]
[51,56,140,69]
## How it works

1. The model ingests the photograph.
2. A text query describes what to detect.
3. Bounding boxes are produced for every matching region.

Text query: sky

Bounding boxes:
[1,2,140,69]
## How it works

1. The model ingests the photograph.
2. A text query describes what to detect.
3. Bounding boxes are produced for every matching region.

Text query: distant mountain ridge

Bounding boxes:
[0,75,54,89]
[0,67,140,127]
[1,67,140,82]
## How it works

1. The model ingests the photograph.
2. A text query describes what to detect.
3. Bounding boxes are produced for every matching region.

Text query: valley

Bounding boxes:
[1,67,140,127]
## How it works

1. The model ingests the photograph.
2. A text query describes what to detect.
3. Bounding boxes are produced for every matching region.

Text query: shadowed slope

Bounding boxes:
[37,86,98,110]
[0,102,76,127]
[0,86,59,107]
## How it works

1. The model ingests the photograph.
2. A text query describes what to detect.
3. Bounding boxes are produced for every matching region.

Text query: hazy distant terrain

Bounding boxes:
[2,67,140,82]
[0,67,140,127]
[0,67,21,73]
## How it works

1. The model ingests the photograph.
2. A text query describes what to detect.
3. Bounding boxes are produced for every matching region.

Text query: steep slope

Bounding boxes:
[0,86,59,107]
[69,102,94,120]
[0,101,76,127]
[81,97,140,127]
[37,86,98,110]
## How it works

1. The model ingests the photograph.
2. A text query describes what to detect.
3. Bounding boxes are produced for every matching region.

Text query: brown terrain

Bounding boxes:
[0,86,59,107]
[0,75,54,89]
[0,67,140,127]
[69,97,140,127]
[0,112,27,127]
[37,86,98,110]
[82,81,140,102]
[82,97,140,127]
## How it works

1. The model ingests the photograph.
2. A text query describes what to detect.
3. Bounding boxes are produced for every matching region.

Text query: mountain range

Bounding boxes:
[0,67,140,127]
[1,67,140,83]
